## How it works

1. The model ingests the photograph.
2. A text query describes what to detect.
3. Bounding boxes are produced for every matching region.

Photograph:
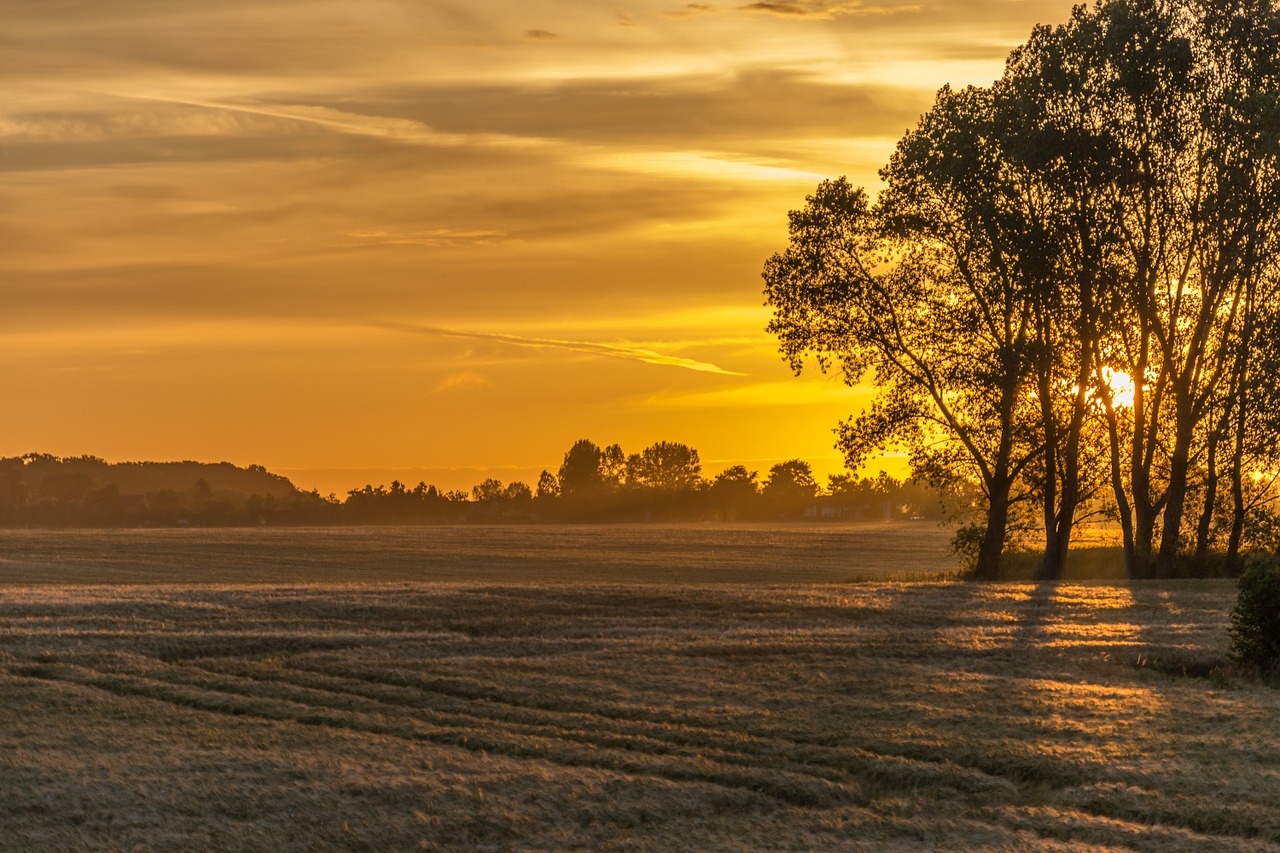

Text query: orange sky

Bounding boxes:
[2,0,1077,495]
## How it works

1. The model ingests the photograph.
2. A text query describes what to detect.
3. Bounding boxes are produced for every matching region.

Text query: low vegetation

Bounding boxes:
[1230,555,1280,676]
[0,449,944,528]
[2,577,1276,851]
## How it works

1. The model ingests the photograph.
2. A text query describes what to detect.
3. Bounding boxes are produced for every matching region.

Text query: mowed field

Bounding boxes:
[0,523,956,585]
[1,528,1277,851]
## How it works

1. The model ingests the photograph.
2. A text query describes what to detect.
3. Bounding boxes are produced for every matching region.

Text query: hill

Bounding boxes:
[0,454,312,527]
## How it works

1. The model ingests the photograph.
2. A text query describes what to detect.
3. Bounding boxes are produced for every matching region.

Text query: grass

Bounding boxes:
[999,547,1131,581]
[0,523,957,585]
[2,566,1277,851]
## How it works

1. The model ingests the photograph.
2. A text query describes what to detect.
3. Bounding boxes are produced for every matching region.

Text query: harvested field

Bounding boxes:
[2,579,1276,851]
[0,523,956,585]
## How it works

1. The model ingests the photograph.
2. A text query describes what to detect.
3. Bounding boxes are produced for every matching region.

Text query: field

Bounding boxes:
[0,523,956,585]
[1,527,1277,851]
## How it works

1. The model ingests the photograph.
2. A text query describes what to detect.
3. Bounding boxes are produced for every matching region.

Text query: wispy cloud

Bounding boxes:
[524,29,561,41]
[435,370,492,392]
[344,228,508,248]
[664,3,720,18]
[664,0,914,18]
[739,1,918,17]
[60,90,557,154]
[373,320,746,376]
[644,379,863,408]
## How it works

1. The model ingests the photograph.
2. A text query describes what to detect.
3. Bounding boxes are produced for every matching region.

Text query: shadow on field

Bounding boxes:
[3,580,1277,851]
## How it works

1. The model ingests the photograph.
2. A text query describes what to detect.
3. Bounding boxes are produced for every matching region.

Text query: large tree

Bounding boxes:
[766,0,1280,579]
[1008,0,1280,577]
[764,95,1045,579]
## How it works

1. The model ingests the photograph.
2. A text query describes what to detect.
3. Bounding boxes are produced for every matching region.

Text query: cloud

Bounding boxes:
[435,371,492,392]
[524,29,561,41]
[644,379,864,409]
[373,320,746,376]
[662,0,917,18]
[740,1,815,13]
[344,228,507,248]
[738,0,919,17]
[331,71,929,149]
[664,3,720,18]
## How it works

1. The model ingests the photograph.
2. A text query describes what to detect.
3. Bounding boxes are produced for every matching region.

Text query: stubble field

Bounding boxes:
[1,526,1277,851]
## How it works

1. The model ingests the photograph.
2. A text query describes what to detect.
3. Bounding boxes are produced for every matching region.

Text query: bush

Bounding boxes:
[1228,555,1280,674]
[950,523,985,576]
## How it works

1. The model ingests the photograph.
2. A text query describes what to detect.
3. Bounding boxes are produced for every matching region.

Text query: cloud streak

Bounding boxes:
[372,320,746,376]
[738,1,919,16]
[664,0,919,18]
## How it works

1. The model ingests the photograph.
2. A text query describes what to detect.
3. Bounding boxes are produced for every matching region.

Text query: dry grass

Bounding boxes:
[0,523,955,585]
[2,576,1277,851]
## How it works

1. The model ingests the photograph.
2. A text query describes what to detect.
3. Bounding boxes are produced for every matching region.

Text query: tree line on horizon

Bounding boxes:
[0,447,945,528]
[765,0,1280,580]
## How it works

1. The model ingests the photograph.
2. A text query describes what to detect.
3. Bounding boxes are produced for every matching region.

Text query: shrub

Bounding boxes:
[950,523,985,576]
[1228,555,1280,674]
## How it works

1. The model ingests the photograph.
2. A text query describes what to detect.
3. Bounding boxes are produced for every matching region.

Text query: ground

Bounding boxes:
[2,575,1277,852]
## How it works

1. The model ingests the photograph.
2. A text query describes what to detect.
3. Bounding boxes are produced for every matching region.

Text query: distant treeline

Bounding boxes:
[0,454,320,528]
[0,445,945,527]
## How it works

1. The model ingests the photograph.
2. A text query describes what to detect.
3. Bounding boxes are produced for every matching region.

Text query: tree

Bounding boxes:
[535,469,559,500]
[557,439,608,499]
[472,478,505,503]
[709,465,758,520]
[601,444,627,490]
[625,441,702,491]
[503,481,533,503]
[762,460,818,517]
[764,169,1041,577]
[766,0,1280,579]
[1003,0,1280,577]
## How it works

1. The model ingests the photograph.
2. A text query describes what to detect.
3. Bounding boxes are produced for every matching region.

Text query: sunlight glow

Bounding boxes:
[1101,368,1135,409]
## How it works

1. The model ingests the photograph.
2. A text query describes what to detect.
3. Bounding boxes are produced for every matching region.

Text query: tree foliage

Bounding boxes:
[1230,555,1280,673]
[765,0,1280,579]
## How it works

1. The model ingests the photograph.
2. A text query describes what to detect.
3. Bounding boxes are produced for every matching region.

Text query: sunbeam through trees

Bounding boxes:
[765,0,1280,581]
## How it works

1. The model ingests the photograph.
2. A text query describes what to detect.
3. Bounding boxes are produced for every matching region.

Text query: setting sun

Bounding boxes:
[1102,367,1136,409]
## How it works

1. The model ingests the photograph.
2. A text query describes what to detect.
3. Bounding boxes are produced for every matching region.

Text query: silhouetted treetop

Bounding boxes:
[765,0,1280,579]
[625,441,702,491]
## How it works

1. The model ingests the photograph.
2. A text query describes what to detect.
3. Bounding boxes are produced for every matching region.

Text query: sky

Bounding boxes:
[2,0,1079,495]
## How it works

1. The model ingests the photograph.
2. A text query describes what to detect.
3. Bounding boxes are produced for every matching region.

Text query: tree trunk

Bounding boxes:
[1225,386,1249,574]
[1038,355,1060,581]
[1133,498,1157,580]
[974,486,1011,581]
[1101,398,1136,573]
[1156,394,1195,578]
[1226,463,1246,575]
[1193,417,1222,572]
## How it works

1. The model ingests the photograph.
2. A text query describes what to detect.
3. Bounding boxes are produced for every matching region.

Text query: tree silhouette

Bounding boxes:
[762,460,818,518]
[709,465,758,520]
[625,441,703,491]
[557,439,608,500]
[472,478,505,503]
[765,0,1280,578]
[536,469,560,500]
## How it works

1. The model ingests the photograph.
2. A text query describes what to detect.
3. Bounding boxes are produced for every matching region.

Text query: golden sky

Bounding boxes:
[2,0,1076,495]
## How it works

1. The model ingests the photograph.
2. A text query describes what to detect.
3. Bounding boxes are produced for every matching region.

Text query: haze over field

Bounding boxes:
[2,0,1077,494]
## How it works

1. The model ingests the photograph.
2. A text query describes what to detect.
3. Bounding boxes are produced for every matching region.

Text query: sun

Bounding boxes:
[1101,367,1135,408]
